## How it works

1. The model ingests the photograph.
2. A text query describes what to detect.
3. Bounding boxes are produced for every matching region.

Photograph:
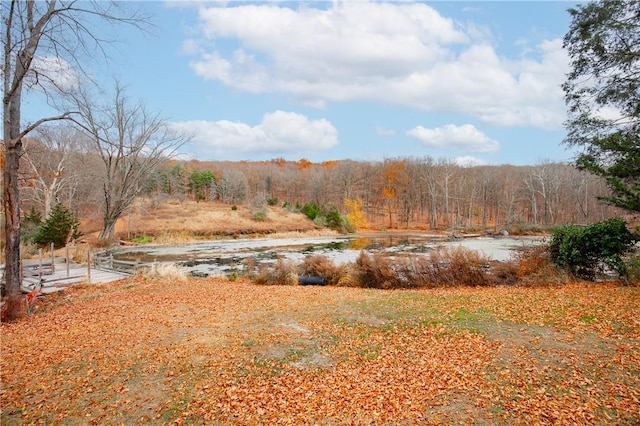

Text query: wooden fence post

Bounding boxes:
[66,245,70,277]
[51,243,55,274]
[87,247,91,284]
[38,249,43,281]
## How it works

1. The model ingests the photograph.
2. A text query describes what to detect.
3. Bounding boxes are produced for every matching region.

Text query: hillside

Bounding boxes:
[96,199,325,242]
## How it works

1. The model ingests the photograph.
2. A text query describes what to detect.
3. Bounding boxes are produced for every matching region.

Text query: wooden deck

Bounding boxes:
[19,258,133,294]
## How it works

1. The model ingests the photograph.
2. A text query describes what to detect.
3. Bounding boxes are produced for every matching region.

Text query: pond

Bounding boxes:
[113,233,545,278]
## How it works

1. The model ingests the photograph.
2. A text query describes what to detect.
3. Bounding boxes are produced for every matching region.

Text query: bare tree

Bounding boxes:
[2,0,147,319]
[70,83,190,241]
[217,169,249,205]
[21,124,82,217]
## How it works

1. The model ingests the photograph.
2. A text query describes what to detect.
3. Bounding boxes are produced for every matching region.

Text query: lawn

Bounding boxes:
[1,278,639,425]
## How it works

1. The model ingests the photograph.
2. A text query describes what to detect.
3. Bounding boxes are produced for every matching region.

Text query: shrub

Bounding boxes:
[489,260,520,286]
[231,205,238,211]
[34,203,82,248]
[353,247,491,289]
[267,197,279,206]
[302,203,320,220]
[253,211,267,221]
[139,263,188,282]
[298,254,347,286]
[250,192,267,213]
[324,206,354,233]
[423,247,490,287]
[625,252,640,285]
[549,218,638,280]
[132,235,152,244]
[254,257,298,285]
[313,215,327,227]
[325,207,343,229]
[353,251,397,289]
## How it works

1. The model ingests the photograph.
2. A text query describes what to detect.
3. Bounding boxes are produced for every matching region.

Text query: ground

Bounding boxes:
[1,278,638,424]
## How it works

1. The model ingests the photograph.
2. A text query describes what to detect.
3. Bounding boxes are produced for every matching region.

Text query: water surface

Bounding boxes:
[113,233,544,277]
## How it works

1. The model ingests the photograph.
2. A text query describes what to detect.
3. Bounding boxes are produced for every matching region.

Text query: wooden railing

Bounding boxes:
[92,251,141,275]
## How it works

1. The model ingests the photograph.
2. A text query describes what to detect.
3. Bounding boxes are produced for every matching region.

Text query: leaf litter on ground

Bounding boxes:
[1,278,638,425]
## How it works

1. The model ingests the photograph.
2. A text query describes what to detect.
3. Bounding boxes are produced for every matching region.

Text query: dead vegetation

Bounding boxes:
[252,245,575,289]
[1,278,638,424]
[80,199,324,243]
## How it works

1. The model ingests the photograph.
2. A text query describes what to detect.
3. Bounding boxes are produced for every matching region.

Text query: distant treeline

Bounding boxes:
[19,141,624,232]
[137,157,622,232]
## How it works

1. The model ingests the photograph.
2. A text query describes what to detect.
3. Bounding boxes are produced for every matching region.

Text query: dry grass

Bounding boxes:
[253,246,587,290]
[104,199,321,242]
[137,263,189,282]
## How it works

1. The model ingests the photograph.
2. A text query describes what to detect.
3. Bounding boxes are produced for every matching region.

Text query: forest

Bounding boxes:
[19,126,624,237]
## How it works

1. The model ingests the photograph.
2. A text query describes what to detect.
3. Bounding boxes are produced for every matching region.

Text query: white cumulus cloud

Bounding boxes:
[454,156,489,167]
[407,124,499,153]
[186,2,569,130]
[28,56,80,91]
[172,110,338,159]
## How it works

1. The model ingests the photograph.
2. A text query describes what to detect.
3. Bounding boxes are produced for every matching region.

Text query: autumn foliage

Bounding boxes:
[344,198,369,230]
[1,278,638,424]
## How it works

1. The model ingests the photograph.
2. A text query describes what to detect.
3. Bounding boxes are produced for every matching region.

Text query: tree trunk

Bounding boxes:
[2,42,25,319]
[3,140,23,320]
[99,219,117,242]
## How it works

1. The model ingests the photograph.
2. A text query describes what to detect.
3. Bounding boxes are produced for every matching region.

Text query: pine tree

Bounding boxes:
[563,1,640,212]
[35,203,82,248]
[21,207,43,244]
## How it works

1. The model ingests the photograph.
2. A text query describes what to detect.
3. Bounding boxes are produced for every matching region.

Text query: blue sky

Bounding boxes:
[25,1,583,165]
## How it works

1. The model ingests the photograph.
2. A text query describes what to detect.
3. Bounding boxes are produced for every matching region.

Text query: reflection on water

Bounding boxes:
[113,233,543,278]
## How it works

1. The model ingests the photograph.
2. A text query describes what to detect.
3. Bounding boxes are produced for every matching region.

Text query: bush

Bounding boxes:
[352,247,491,289]
[253,211,267,221]
[139,263,188,281]
[325,207,343,229]
[353,252,398,289]
[267,197,279,206]
[34,203,82,248]
[492,245,562,287]
[489,260,520,286]
[626,252,640,285]
[132,235,152,244]
[254,257,298,285]
[302,203,320,220]
[423,247,491,287]
[549,218,638,280]
[313,215,327,227]
[326,207,354,233]
[298,254,347,286]
[250,192,267,213]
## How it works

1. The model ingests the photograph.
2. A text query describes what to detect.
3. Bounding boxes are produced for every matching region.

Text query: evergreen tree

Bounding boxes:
[35,203,82,248]
[562,1,640,212]
[21,207,43,244]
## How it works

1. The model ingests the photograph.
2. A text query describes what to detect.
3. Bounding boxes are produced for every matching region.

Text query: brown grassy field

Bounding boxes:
[82,199,325,242]
[2,277,639,425]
